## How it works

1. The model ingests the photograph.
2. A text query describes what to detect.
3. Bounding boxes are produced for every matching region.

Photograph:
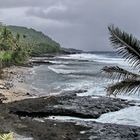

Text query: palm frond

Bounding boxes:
[106,79,140,96]
[0,132,14,140]
[108,25,140,69]
[102,66,140,80]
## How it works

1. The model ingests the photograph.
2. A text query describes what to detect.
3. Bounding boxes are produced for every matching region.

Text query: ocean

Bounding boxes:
[27,52,139,100]
[26,52,140,127]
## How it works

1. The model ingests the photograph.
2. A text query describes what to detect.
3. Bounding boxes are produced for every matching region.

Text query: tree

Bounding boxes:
[0,132,14,140]
[0,27,31,67]
[102,25,140,96]
[0,27,17,51]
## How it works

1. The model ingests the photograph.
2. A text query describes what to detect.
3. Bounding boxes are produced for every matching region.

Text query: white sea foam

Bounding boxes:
[46,116,96,122]
[58,53,126,66]
[49,60,70,65]
[14,133,33,140]
[29,53,140,127]
[45,106,140,127]
[48,65,76,74]
[57,53,114,61]
[49,53,134,76]
[96,106,140,127]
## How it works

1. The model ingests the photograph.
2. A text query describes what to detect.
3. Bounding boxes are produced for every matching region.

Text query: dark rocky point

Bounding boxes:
[0,93,139,140]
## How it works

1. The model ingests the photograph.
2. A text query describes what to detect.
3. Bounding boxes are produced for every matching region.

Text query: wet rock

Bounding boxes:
[0,84,6,89]
[0,94,138,140]
[0,93,7,103]
[31,59,53,65]
[4,82,13,89]
[26,92,32,96]
[86,122,140,140]
[60,89,87,95]
[7,94,131,119]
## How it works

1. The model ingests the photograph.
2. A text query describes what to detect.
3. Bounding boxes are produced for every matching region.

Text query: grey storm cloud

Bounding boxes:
[0,0,140,51]
[0,0,57,8]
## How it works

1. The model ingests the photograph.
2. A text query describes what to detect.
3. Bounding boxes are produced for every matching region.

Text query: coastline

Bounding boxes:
[0,66,35,103]
[0,92,140,140]
[0,56,139,139]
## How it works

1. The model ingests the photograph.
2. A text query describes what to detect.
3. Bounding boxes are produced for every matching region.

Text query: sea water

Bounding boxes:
[26,52,140,127]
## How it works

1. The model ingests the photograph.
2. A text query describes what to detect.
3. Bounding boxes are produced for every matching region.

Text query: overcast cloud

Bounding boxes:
[0,0,139,51]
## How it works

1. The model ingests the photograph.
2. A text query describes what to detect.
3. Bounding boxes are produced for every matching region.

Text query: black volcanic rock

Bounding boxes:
[0,93,139,140]
[8,94,130,119]
[60,48,83,54]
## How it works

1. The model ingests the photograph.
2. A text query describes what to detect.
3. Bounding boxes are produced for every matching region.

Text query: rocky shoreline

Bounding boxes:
[9,93,131,119]
[0,66,35,103]
[0,64,140,139]
[0,92,139,140]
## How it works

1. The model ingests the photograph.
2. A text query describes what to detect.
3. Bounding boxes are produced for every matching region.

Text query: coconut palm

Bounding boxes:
[102,25,140,96]
[0,27,17,51]
[0,132,14,140]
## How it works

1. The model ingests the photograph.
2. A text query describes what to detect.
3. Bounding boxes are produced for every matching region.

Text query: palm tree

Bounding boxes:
[0,27,17,51]
[102,25,140,96]
[0,132,14,140]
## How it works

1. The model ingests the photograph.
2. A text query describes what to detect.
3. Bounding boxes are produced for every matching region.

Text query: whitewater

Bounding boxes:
[26,52,140,127]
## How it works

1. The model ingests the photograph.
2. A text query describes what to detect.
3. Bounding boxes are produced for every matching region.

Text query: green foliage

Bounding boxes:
[0,27,17,51]
[32,43,60,56]
[102,25,140,96]
[0,132,14,140]
[0,52,5,60]
[102,66,139,81]
[0,25,61,68]
[7,25,61,55]
[0,26,31,67]
[12,47,29,64]
[0,51,12,68]
[106,79,140,96]
[108,25,140,69]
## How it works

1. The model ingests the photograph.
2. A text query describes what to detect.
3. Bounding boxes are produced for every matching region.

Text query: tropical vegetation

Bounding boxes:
[0,132,14,140]
[0,24,62,69]
[0,26,31,68]
[102,25,140,96]
[6,25,61,56]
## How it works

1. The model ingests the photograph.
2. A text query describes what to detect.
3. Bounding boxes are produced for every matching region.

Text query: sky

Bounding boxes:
[0,0,140,51]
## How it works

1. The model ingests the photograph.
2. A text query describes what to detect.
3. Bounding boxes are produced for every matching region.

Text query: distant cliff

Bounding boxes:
[60,48,83,54]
